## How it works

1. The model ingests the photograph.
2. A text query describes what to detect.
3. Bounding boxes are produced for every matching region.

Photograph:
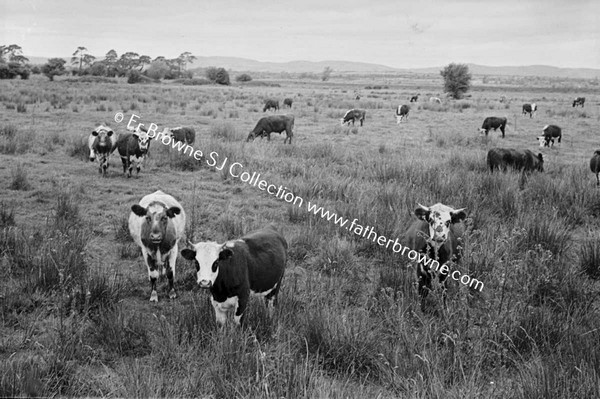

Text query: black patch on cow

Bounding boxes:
[131,204,147,217]
[166,206,181,218]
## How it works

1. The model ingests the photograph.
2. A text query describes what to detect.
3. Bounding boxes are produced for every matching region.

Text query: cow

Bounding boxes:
[181,225,287,326]
[403,203,467,304]
[537,125,562,147]
[573,97,585,107]
[522,103,537,118]
[487,148,544,173]
[479,116,507,138]
[246,114,294,144]
[263,99,279,112]
[340,109,366,126]
[283,98,293,108]
[129,190,186,302]
[166,126,195,145]
[590,151,600,186]
[88,124,118,176]
[429,97,442,104]
[117,128,151,177]
[396,104,410,124]
[410,95,419,103]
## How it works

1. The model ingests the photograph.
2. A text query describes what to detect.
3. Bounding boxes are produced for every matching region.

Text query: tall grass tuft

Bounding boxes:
[579,239,600,280]
[10,163,32,191]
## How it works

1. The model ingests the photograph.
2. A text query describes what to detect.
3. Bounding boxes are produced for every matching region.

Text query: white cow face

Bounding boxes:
[415,203,466,245]
[132,203,181,244]
[537,136,549,147]
[92,125,114,146]
[181,242,234,288]
[134,130,151,153]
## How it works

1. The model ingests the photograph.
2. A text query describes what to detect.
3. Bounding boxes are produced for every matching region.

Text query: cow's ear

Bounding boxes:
[131,204,147,217]
[92,130,99,136]
[414,204,430,221]
[538,153,543,162]
[107,130,114,136]
[181,248,196,260]
[451,208,467,224]
[166,206,180,218]
[219,247,233,260]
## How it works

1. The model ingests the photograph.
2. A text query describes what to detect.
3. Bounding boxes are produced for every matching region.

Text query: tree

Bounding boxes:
[205,67,230,85]
[0,44,29,64]
[71,46,88,73]
[42,58,66,81]
[146,60,171,80]
[178,51,196,71]
[118,52,140,73]
[321,66,333,82]
[440,63,472,99]
[104,49,118,77]
[138,55,151,71]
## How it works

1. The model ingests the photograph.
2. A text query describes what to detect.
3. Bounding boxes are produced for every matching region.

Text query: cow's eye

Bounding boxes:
[161,216,167,222]
[445,221,450,227]
[145,216,151,222]
[212,261,218,273]
[194,260,200,271]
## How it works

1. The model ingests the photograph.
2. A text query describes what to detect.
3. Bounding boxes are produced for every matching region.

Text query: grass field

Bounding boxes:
[1,72,600,398]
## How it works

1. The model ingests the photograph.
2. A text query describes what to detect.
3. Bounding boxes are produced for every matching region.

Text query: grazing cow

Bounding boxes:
[166,126,195,145]
[246,114,294,144]
[181,225,287,326]
[487,148,544,173]
[88,124,118,176]
[129,190,186,302]
[522,103,537,118]
[403,203,467,302]
[590,150,600,186]
[537,124,562,147]
[117,129,151,177]
[396,104,410,123]
[429,97,442,104]
[479,116,507,138]
[340,109,366,126]
[283,98,293,108]
[573,97,585,107]
[410,95,419,102]
[263,99,279,112]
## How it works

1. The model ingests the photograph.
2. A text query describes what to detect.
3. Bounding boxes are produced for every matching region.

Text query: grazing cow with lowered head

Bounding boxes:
[403,203,467,304]
[129,190,186,302]
[340,109,366,126]
[487,148,544,173]
[479,116,507,138]
[117,128,151,177]
[246,114,294,144]
[590,151,600,186]
[396,104,410,123]
[181,225,287,326]
[573,97,585,107]
[88,124,118,176]
[166,126,195,145]
[429,97,442,104]
[263,99,279,112]
[537,125,562,147]
[522,103,537,118]
[410,95,419,102]
[283,98,293,108]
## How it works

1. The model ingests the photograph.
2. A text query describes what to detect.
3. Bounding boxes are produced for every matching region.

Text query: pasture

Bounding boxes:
[1,73,600,398]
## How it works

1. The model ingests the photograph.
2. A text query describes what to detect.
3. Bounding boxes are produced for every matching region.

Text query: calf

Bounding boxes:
[166,126,195,145]
[487,148,544,173]
[429,97,442,104]
[340,109,366,126]
[117,129,151,177]
[590,150,600,186]
[537,124,562,147]
[246,114,294,144]
[129,190,186,302]
[403,203,467,302]
[479,116,507,138]
[88,124,118,176]
[263,99,279,112]
[522,103,537,118]
[573,97,585,107]
[181,225,287,326]
[283,98,293,108]
[410,95,419,102]
[396,104,410,123]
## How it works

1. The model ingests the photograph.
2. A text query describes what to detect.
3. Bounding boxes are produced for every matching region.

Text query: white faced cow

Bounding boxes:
[590,150,600,186]
[522,103,537,118]
[88,124,118,176]
[129,190,186,302]
[181,225,287,326]
[117,128,151,177]
[396,104,410,123]
[403,203,467,304]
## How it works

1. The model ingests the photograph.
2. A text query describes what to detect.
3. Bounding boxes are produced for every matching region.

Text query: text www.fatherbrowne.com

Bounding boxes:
[118,112,484,292]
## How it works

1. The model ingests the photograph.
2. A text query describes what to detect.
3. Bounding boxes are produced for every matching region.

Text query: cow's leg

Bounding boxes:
[211,297,229,326]
[142,247,159,302]
[360,118,364,127]
[596,173,599,186]
[120,156,127,174]
[234,293,248,326]
[166,243,177,299]
[416,262,432,298]
[501,126,505,138]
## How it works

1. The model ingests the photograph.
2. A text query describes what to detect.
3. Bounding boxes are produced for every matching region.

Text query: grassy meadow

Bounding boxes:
[1,72,600,398]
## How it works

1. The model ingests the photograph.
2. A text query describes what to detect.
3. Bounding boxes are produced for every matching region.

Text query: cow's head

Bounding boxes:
[133,129,151,153]
[535,153,544,171]
[132,202,181,245]
[415,203,466,245]
[537,136,550,147]
[91,125,114,150]
[181,241,235,288]
[531,103,537,112]
[246,131,256,142]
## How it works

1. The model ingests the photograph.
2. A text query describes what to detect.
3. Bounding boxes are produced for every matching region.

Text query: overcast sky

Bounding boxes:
[2,0,599,69]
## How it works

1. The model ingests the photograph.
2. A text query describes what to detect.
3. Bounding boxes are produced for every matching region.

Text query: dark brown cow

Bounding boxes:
[167,126,195,145]
[538,125,562,147]
[263,99,279,112]
[479,116,507,138]
[117,129,151,177]
[396,104,410,123]
[590,150,600,186]
[340,109,366,126]
[283,98,293,108]
[246,114,294,144]
[522,103,537,118]
[573,97,585,107]
[409,95,419,102]
[487,148,544,173]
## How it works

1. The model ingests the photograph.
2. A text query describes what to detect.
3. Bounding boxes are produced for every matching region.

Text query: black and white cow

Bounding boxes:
[340,109,366,126]
[410,95,419,102]
[129,190,186,302]
[479,116,507,138]
[487,148,544,173]
[522,103,537,118]
[88,124,118,176]
[429,97,442,104]
[263,99,279,112]
[573,97,585,107]
[246,114,294,144]
[396,104,410,123]
[166,126,195,145]
[537,124,562,147]
[117,128,151,177]
[403,203,467,302]
[590,150,600,186]
[283,98,293,108]
[181,225,287,326]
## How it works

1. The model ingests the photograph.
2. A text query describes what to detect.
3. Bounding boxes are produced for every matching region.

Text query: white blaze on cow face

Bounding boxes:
[134,130,150,153]
[132,202,181,246]
[90,125,114,159]
[415,203,466,247]
[537,136,548,147]
[182,242,234,288]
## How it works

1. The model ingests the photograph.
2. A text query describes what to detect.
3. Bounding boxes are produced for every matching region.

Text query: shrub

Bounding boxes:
[42,58,67,81]
[206,66,230,85]
[10,163,31,191]
[127,69,143,84]
[440,62,472,99]
[235,73,252,82]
